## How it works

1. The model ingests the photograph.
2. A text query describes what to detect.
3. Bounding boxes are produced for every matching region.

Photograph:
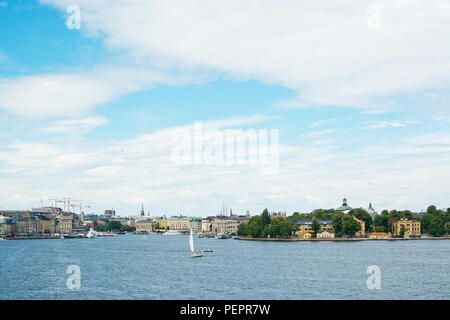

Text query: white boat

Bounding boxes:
[86,228,97,238]
[189,230,203,258]
[163,229,184,235]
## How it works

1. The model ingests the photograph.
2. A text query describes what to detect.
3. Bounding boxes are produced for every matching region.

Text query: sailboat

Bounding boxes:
[189,230,203,258]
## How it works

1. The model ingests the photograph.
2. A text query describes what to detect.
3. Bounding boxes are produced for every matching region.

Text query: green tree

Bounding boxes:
[311,217,320,238]
[332,214,344,237]
[428,215,445,236]
[343,215,361,237]
[349,208,374,232]
[399,225,405,238]
[108,221,123,232]
[375,226,386,232]
[427,205,438,215]
[246,216,263,238]
[237,223,248,237]
[261,208,271,228]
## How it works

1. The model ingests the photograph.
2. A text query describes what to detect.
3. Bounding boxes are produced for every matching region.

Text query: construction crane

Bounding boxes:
[70,203,91,223]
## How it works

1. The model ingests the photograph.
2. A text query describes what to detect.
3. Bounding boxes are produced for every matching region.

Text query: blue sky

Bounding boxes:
[1,0,449,216]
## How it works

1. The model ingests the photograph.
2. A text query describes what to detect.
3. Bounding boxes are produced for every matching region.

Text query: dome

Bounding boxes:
[336,198,352,212]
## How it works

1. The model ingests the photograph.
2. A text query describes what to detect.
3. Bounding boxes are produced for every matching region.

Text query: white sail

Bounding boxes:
[189,231,194,253]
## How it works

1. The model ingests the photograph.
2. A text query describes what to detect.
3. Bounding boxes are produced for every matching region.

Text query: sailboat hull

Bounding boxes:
[190,252,203,258]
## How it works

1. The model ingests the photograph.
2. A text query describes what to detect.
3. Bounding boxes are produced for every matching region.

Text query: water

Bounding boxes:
[1,235,449,299]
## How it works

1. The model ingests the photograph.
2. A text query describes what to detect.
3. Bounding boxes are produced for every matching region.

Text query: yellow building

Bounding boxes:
[353,217,365,237]
[303,232,312,239]
[290,219,334,238]
[168,218,190,231]
[317,229,335,239]
[155,218,170,230]
[37,217,55,234]
[369,232,389,239]
[393,218,421,236]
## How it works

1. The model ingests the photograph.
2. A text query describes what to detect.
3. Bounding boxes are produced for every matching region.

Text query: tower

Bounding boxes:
[141,203,144,217]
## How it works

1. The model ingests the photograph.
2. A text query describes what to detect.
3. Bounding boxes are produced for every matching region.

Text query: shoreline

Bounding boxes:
[235,236,450,242]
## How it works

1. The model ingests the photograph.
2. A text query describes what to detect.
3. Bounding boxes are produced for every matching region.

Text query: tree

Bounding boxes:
[375,226,386,232]
[427,205,438,215]
[399,225,405,238]
[311,217,320,238]
[261,209,271,227]
[343,216,361,237]
[428,215,445,236]
[388,217,398,234]
[108,221,122,232]
[246,216,263,238]
[237,223,248,237]
[349,208,374,232]
[268,217,294,238]
[332,214,344,237]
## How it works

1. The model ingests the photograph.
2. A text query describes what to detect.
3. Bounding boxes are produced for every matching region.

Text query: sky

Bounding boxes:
[0,0,449,216]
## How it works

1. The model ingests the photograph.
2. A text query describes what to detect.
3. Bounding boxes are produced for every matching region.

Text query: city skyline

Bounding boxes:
[1,1,450,216]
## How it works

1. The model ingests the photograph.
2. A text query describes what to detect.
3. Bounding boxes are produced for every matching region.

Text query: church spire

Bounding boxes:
[141,203,144,216]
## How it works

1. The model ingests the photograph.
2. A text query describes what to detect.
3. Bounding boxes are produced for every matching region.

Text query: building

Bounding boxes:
[56,214,73,234]
[190,218,202,233]
[353,216,366,237]
[211,215,250,235]
[393,218,421,237]
[105,209,116,216]
[289,219,334,238]
[201,218,213,233]
[303,232,312,239]
[317,229,335,239]
[367,202,376,223]
[168,217,191,231]
[270,211,286,219]
[369,232,389,239]
[135,219,154,233]
[336,198,352,214]
[37,216,56,234]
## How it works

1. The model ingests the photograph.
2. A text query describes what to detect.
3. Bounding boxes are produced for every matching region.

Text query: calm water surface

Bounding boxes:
[1,235,449,299]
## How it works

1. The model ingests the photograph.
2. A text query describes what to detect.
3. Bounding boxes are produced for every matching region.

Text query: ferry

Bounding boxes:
[163,230,184,235]
[97,232,118,237]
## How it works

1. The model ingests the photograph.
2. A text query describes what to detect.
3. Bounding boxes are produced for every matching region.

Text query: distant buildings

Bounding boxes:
[392,218,421,237]
[369,232,389,239]
[135,219,154,233]
[210,215,250,235]
[290,219,334,238]
[105,209,116,216]
[317,229,335,239]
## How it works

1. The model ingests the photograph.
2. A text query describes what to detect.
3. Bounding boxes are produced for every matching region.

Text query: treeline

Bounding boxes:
[93,220,136,233]
[238,205,450,239]
[237,209,296,238]
[289,208,372,237]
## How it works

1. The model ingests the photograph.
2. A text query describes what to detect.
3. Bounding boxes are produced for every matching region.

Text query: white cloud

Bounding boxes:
[364,120,421,129]
[37,0,450,113]
[0,66,207,118]
[309,119,339,128]
[2,116,449,215]
[303,128,336,138]
[37,116,108,134]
